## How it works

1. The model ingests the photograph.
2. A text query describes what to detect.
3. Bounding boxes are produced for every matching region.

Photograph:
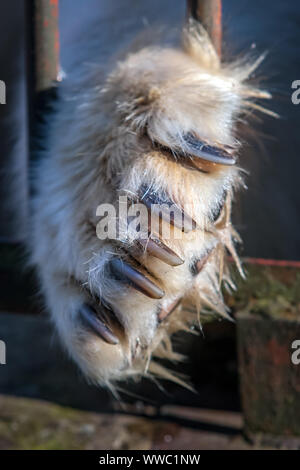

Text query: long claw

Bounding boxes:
[196,254,210,273]
[137,237,184,266]
[190,248,214,276]
[140,187,197,233]
[183,133,236,166]
[79,304,119,345]
[109,258,165,299]
[158,297,182,322]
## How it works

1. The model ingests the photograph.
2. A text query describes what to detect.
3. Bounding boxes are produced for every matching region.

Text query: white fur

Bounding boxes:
[30,19,270,388]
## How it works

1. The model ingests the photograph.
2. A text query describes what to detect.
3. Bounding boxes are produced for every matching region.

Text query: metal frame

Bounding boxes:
[34,0,60,92]
[187,0,222,57]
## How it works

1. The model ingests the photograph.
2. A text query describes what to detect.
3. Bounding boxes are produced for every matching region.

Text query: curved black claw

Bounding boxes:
[137,237,184,267]
[79,304,119,345]
[109,258,165,299]
[140,186,197,233]
[183,133,236,166]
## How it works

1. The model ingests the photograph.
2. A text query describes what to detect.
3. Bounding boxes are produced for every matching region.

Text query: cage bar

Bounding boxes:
[187,0,222,57]
[34,0,59,91]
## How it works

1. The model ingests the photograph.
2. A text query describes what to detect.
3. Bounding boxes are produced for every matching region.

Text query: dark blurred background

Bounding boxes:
[0,0,299,422]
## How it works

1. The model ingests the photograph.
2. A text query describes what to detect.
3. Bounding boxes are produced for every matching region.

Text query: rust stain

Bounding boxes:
[35,0,60,91]
[50,0,59,55]
[244,258,300,268]
[188,0,222,57]
[267,338,290,367]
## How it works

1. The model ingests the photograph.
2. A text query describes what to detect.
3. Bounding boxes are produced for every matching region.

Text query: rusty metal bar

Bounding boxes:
[34,0,60,91]
[187,0,222,57]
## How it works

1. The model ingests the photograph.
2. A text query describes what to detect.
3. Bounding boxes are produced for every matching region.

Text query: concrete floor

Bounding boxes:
[0,394,261,450]
[0,312,269,450]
